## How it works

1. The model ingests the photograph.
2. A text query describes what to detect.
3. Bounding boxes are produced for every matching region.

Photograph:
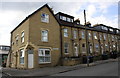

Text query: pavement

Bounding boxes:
[1,58,118,76]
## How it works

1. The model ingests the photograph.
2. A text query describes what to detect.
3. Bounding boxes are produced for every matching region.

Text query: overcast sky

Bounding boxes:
[0,0,119,46]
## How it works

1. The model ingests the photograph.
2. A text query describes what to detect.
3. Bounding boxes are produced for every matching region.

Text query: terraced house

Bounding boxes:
[7,4,120,69]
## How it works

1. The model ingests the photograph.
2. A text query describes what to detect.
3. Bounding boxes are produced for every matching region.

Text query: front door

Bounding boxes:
[28,49,33,68]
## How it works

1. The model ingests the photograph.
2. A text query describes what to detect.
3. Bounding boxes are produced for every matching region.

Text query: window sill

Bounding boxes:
[64,53,69,54]
[41,41,49,43]
[39,62,51,64]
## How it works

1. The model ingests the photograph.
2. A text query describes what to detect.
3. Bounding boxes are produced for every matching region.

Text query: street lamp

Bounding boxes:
[84,10,89,67]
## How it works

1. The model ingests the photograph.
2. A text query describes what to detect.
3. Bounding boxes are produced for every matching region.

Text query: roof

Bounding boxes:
[0,45,10,47]
[56,12,74,18]
[11,4,60,33]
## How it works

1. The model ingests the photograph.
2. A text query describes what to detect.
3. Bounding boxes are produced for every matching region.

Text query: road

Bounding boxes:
[52,61,118,76]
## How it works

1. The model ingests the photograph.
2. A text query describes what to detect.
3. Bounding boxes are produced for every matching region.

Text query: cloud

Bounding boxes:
[0,2,118,45]
[0,10,27,45]
[87,4,96,17]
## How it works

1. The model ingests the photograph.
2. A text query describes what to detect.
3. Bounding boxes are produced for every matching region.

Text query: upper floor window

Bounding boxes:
[38,49,51,63]
[64,28,68,37]
[21,31,24,43]
[41,30,48,42]
[81,31,85,39]
[88,32,91,39]
[0,46,10,51]
[64,43,69,54]
[20,49,24,64]
[95,44,99,52]
[99,34,102,40]
[102,26,108,31]
[94,33,97,39]
[104,34,106,40]
[109,28,113,32]
[41,13,49,23]
[60,16,66,21]
[112,35,114,41]
[15,35,19,45]
[67,17,73,22]
[116,30,119,33]
[73,30,77,39]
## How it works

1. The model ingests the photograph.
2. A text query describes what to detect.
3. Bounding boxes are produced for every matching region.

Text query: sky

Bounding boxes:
[0,0,119,46]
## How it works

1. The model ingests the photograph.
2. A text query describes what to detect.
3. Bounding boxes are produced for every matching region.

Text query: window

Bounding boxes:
[20,49,24,64]
[41,30,48,42]
[64,28,68,37]
[112,35,114,41]
[105,44,108,50]
[116,30,119,33]
[60,16,66,21]
[94,33,97,39]
[109,29,113,32]
[113,44,115,48]
[88,32,91,39]
[102,26,107,31]
[38,49,51,63]
[74,46,78,56]
[64,43,69,54]
[41,13,49,23]
[21,31,24,43]
[95,44,99,52]
[89,44,92,53]
[82,43,86,53]
[104,34,106,40]
[81,31,85,39]
[67,17,71,22]
[73,30,77,39]
[1,46,10,51]
[99,34,102,40]
[15,35,19,45]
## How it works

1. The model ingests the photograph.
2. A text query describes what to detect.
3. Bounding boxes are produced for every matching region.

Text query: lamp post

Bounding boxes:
[84,10,89,67]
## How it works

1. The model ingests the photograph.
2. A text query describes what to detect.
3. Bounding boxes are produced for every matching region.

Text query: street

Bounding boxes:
[52,61,118,76]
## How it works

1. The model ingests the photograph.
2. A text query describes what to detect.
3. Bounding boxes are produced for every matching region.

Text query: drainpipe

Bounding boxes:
[71,27,74,57]
[60,26,63,65]
[84,10,89,67]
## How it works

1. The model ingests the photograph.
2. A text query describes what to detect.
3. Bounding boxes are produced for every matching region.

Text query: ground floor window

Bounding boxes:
[89,44,92,54]
[38,49,51,63]
[74,46,78,56]
[64,43,69,54]
[20,49,24,64]
[95,44,99,52]
[82,43,86,53]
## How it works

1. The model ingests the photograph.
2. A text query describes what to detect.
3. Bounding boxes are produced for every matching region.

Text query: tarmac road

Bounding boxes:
[52,61,118,76]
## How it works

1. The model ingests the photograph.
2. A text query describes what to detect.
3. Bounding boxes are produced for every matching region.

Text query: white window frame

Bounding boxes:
[81,31,85,39]
[41,30,48,42]
[41,13,49,23]
[21,31,24,43]
[82,43,86,53]
[99,34,102,40]
[64,28,68,37]
[104,34,106,40]
[38,49,51,64]
[112,35,114,41]
[94,33,97,39]
[88,32,91,39]
[95,44,99,52]
[15,35,19,45]
[20,49,24,64]
[74,46,78,56]
[73,30,77,39]
[64,43,69,54]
